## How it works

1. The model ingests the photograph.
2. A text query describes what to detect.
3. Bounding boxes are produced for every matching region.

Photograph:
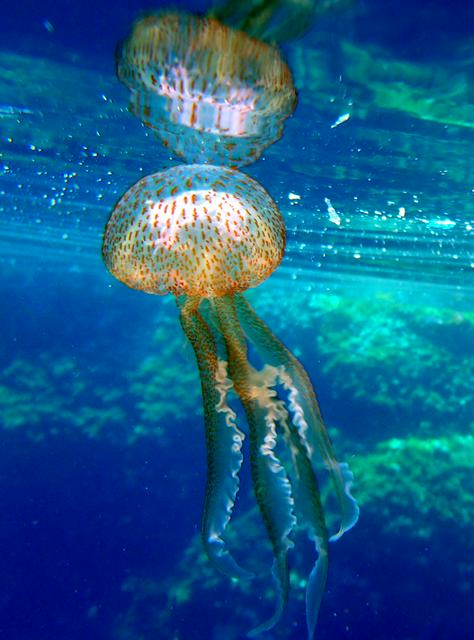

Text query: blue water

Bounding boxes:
[1,1,473,639]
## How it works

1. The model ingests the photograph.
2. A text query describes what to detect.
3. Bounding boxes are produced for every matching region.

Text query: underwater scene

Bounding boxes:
[1,0,473,639]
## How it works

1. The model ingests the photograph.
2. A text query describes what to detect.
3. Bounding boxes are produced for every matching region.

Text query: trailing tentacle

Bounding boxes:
[234,294,359,541]
[178,295,252,579]
[254,365,330,640]
[213,295,296,635]
[279,398,329,640]
[245,399,296,637]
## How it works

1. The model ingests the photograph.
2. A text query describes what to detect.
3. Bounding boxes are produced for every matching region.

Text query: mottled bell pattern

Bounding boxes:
[102,164,285,297]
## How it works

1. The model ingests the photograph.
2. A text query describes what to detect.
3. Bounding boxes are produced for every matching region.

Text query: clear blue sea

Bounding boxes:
[0,1,473,639]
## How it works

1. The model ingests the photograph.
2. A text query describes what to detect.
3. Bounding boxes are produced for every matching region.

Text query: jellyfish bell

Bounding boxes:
[102,164,286,298]
[117,12,297,167]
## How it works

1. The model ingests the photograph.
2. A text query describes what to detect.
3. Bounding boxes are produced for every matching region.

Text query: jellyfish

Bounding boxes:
[117,12,296,167]
[102,164,358,638]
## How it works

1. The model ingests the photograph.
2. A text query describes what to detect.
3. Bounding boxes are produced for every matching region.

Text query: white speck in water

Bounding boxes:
[427,218,456,229]
[324,197,341,226]
[330,113,350,129]
[288,192,301,201]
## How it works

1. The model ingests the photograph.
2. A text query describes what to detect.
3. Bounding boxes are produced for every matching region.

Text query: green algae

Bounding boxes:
[127,321,201,439]
[352,432,474,539]
[0,355,126,441]
[316,297,474,430]
[0,304,201,444]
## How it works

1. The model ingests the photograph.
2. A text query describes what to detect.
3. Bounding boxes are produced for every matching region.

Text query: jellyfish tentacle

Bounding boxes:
[254,365,330,640]
[234,294,359,540]
[280,411,329,640]
[280,368,358,543]
[245,401,295,637]
[213,295,296,634]
[178,295,252,580]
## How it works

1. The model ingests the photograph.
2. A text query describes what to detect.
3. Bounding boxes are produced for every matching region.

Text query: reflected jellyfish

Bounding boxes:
[117,13,296,167]
[102,164,358,638]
